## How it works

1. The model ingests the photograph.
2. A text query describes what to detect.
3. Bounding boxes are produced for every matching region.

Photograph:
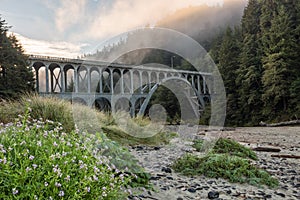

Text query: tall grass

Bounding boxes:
[0,94,174,146]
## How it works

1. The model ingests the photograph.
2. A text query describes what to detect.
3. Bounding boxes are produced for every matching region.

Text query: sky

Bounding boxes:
[1,0,226,58]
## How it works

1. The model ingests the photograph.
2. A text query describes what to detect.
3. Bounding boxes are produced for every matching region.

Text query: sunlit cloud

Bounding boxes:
[52,0,224,41]
[12,32,87,58]
[55,0,87,32]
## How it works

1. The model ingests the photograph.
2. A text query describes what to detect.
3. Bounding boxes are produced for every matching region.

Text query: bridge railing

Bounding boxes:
[28,54,212,76]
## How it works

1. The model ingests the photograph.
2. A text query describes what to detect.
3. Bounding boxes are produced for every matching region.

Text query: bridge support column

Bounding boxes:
[197,75,201,94]
[60,66,65,92]
[87,68,91,93]
[148,72,151,91]
[130,70,134,94]
[35,67,39,92]
[139,71,143,94]
[203,76,206,94]
[110,68,114,94]
[191,75,195,88]
[120,69,124,94]
[45,64,49,93]
[130,99,136,117]
[74,66,79,93]
[99,69,103,94]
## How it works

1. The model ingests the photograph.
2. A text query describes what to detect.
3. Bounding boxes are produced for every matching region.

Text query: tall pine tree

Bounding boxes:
[261,2,298,119]
[237,0,264,124]
[217,26,241,125]
[0,17,34,99]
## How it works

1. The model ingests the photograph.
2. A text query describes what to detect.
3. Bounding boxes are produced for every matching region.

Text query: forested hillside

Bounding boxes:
[210,0,300,125]
[87,0,300,126]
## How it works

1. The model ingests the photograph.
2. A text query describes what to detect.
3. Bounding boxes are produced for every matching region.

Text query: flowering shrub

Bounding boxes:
[0,110,132,199]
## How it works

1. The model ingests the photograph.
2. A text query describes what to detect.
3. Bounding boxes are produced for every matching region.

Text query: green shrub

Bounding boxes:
[0,113,132,199]
[192,138,257,160]
[172,153,278,188]
[213,138,257,160]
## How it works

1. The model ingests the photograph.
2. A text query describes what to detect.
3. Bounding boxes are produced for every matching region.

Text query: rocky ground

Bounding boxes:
[128,126,300,200]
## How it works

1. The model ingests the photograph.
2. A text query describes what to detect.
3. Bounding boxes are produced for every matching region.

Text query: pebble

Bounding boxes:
[188,188,196,193]
[208,191,219,199]
[128,127,300,200]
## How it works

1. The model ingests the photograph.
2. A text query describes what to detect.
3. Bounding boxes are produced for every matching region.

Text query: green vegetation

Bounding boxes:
[174,138,276,187]
[0,95,161,198]
[0,112,132,199]
[192,138,257,160]
[102,125,177,146]
[172,153,278,188]
[0,17,34,99]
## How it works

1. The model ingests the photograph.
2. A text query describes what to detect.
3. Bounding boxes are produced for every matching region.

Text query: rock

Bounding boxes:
[150,176,160,180]
[275,192,286,198]
[154,146,161,150]
[135,146,144,151]
[264,194,272,199]
[187,187,196,193]
[294,183,300,188]
[208,191,219,199]
[202,186,210,190]
[207,180,216,185]
[177,197,183,200]
[161,167,172,173]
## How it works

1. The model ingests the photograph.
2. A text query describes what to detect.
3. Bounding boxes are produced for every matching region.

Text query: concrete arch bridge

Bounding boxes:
[29,55,213,118]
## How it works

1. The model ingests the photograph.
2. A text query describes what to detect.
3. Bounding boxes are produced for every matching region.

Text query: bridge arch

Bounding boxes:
[93,97,111,112]
[114,97,132,112]
[64,64,75,92]
[33,61,49,92]
[71,97,87,105]
[77,66,88,93]
[90,67,100,93]
[138,77,204,120]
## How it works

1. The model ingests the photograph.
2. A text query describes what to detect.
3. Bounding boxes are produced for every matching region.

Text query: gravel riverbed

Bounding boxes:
[128,126,300,200]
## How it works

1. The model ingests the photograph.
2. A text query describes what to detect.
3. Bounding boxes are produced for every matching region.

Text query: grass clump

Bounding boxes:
[0,94,75,132]
[102,125,177,146]
[172,153,278,188]
[192,138,257,160]
[0,113,133,199]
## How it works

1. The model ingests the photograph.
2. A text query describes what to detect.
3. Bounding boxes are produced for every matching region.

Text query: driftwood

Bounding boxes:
[260,120,300,127]
[271,154,300,159]
[252,147,281,152]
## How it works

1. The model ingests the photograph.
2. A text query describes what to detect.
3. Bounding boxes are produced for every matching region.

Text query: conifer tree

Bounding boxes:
[261,2,298,119]
[237,0,263,124]
[217,26,241,125]
[0,17,34,99]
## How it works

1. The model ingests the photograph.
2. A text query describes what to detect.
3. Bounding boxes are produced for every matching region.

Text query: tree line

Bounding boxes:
[210,0,300,125]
